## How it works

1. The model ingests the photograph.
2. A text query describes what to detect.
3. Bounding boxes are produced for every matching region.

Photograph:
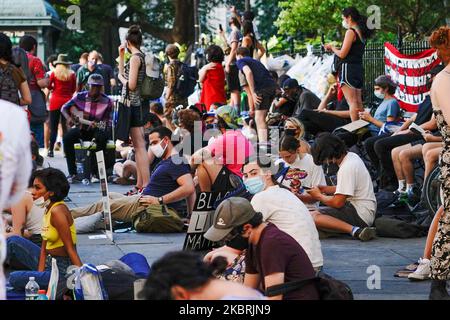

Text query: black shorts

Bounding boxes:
[226,64,241,92]
[339,63,364,90]
[130,104,145,128]
[318,202,368,228]
[255,86,276,111]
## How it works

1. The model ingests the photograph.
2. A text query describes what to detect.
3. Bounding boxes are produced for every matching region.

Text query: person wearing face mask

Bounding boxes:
[359,65,443,192]
[283,117,311,154]
[335,74,401,151]
[240,155,323,270]
[8,168,82,292]
[276,135,326,210]
[307,133,377,241]
[282,79,321,120]
[324,7,375,122]
[61,74,113,184]
[204,197,320,300]
[76,50,102,92]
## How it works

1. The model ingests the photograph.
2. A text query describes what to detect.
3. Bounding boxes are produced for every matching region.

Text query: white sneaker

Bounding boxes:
[408,258,431,281]
[91,176,100,184]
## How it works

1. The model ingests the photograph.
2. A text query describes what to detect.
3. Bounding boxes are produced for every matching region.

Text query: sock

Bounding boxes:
[398,180,406,192]
[351,226,360,236]
[406,184,415,193]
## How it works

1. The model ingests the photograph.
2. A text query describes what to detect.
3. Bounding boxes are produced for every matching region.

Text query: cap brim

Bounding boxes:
[203,226,233,242]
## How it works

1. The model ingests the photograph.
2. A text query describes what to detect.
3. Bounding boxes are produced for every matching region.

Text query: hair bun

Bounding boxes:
[128,25,142,34]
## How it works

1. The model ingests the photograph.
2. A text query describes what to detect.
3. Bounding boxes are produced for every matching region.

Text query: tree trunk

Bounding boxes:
[172,0,195,45]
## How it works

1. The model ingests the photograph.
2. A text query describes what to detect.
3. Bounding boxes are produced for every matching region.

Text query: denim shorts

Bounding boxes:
[45,255,72,276]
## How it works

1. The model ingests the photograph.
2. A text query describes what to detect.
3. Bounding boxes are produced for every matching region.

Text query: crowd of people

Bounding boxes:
[0,5,450,300]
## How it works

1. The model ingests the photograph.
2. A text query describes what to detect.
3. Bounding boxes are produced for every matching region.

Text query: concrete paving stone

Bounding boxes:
[322,266,421,281]
[322,248,414,267]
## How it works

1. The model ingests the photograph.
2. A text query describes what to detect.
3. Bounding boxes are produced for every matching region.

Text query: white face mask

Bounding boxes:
[35,197,50,208]
[150,139,168,158]
[374,90,385,99]
[342,20,349,29]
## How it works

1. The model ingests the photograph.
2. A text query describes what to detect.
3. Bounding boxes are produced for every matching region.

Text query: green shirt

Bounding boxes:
[76,65,102,91]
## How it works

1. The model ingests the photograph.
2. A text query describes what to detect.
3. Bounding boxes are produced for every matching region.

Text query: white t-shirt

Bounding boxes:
[0,100,32,300]
[251,185,323,268]
[335,152,377,226]
[276,153,326,209]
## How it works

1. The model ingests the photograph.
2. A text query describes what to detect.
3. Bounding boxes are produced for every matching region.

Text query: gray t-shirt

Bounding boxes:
[227,28,242,64]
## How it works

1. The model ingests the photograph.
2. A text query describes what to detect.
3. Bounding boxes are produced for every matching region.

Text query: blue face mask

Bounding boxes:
[206,123,218,130]
[244,176,265,195]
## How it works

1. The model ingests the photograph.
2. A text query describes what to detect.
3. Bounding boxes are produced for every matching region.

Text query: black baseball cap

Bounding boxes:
[282,78,300,90]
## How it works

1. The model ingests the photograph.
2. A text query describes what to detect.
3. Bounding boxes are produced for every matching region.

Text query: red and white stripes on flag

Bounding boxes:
[384,42,441,112]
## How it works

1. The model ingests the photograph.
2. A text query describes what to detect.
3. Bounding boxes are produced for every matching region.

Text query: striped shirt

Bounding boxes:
[61,92,113,130]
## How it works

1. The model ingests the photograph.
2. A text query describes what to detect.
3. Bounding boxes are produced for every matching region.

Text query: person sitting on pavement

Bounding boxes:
[283,117,311,154]
[307,133,377,241]
[236,46,278,144]
[204,197,320,300]
[141,251,265,300]
[190,105,254,192]
[277,135,327,210]
[71,126,196,221]
[282,78,321,120]
[61,74,113,183]
[8,168,82,291]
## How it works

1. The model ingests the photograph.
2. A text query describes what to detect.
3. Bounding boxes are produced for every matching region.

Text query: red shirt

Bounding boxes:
[48,72,77,111]
[200,63,226,110]
[26,52,46,91]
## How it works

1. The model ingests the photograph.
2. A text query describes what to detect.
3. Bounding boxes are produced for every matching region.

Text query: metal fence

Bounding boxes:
[270,40,431,105]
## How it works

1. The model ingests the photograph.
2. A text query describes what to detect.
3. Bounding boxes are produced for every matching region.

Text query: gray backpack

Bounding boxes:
[0,63,20,105]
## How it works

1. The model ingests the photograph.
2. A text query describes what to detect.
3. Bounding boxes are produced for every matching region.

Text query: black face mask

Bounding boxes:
[285,128,297,136]
[226,234,249,251]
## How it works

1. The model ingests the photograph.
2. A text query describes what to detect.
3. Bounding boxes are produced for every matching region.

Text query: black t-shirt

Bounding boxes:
[245,223,320,300]
[414,95,433,126]
[142,155,191,212]
[98,64,114,95]
[292,88,321,118]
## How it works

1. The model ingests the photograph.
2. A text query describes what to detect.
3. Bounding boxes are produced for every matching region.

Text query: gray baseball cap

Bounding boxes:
[204,197,257,242]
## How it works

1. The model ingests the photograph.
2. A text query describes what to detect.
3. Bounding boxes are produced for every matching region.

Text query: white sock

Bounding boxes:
[406,184,415,192]
[398,180,406,192]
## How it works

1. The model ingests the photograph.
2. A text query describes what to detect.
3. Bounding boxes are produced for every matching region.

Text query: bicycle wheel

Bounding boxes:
[423,164,442,214]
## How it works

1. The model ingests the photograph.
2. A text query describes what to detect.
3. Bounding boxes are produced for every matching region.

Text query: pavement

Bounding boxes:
[35,149,433,299]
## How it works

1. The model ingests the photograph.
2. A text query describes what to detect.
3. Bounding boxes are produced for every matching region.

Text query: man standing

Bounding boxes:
[236,47,277,143]
[62,74,113,183]
[19,35,49,147]
[97,53,116,95]
[0,100,32,300]
[76,50,102,92]
[204,197,320,300]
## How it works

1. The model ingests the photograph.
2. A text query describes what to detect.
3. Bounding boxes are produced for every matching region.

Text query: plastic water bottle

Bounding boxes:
[25,277,40,300]
[36,290,48,300]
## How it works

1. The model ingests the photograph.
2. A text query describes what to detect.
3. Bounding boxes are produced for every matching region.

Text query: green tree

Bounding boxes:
[276,0,448,42]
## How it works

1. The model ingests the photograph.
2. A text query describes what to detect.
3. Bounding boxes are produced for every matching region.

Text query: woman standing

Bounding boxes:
[428,26,450,300]
[9,168,82,291]
[199,45,226,110]
[324,7,374,122]
[118,25,149,195]
[47,54,76,157]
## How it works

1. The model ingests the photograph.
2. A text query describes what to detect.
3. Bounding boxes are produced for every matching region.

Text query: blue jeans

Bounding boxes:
[8,236,71,291]
[30,123,45,148]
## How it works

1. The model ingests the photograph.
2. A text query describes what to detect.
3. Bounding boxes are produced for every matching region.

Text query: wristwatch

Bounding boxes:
[158,196,164,205]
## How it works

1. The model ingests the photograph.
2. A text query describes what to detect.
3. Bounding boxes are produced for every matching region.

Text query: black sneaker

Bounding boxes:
[353,227,377,241]
[47,150,54,158]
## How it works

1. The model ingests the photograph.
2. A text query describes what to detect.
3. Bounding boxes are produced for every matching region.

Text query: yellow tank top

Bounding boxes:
[41,201,77,250]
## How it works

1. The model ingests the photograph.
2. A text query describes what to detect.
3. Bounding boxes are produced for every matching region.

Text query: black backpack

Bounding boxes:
[0,63,20,104]
[175,61,198,99]
[265,272,353,300]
